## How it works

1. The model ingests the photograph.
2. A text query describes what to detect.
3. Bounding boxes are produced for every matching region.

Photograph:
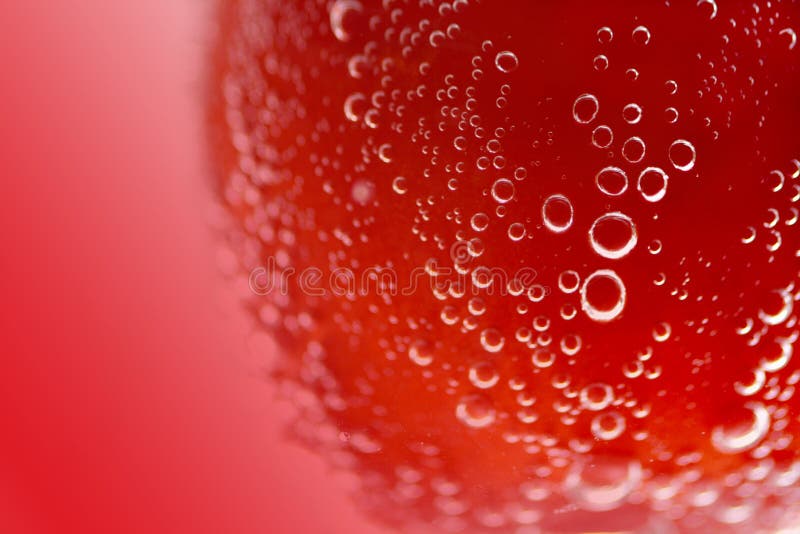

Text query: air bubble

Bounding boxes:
[591,411,626,441]
[593,55,609,71]
[456,394,496,428]
[409,341,433,367]
[558,270,580,294]
[491,178,515,203]
[622,136,646,163]
[622,103,642,124]
[580,383,614,411]
[573,93,599,124]
[591,125,613,149]
[597,26,614,44]
[595,166,628,196]
[564,458,641,512]
[351,179,375,205]
[344,93,367,122]
[589,212,638,259]
[632,26,651,45]
[329,0,363,42]
[508,223,526,241]
[542,194,574,233]
[638,167,669,202]
[779,28,797,50]
[480,328,505,353]
[471,212,490,232]
[469,362,500,389]
[581,269,626,322]
[734,369,766,397]
[711,402,770,454]
[669,139,697,171]
[392,176,408,195]
[495,51,519,73]
[697,0,718,20]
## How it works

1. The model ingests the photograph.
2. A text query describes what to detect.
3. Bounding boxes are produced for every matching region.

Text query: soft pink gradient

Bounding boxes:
[0,3,387,533]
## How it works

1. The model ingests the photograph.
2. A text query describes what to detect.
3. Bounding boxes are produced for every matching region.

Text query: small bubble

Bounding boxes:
[637,167,669,202]
[779,28,797,50]
[711,402,770,454]
[591,411,626,441]
[378,143,393,163]
[632,25,651,46]
[392,176,408,195]
[665,80,678,95]
[664,107,679,124]
[456,394,496,428]
[429,30,446,48]
[542,194,574,233]
[344,93,367,122]
[597,26,614,44]
[623,103,642,124]
[508,223,526,241]
[532,348,556,369]
[669,139,697,171]
[697,0,718,20]
[491,178,515,203]
[593,55,609,71]
[581,269,626,322]
[480,328,506,353]
[351,179,375,205]
[495,50,519,73]
[622,137,646,163]
[573,93,600,124]
[558,270,581,294]
[469,362,500,389]
[471,212,490,232]
[580,383,614,411]
[409,341,433,366]
[595,166,628,196]
[329,0,364,42]
[591,125,614,149]
[589,212,638,259]
[734,369,766,397]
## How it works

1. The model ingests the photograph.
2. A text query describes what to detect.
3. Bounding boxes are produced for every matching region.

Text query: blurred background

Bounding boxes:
[0,3,386,533]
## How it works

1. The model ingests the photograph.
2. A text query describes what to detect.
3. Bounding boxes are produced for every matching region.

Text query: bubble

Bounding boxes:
[564,458,642,512]
[351,179,375,205]
[734,369,766,397]
[558,270,580,294]
[669,139,697,171]
[581,269,626,322]
[495,51,519,73]
[392,176,408,195]
[409,341,433,367]
[711,402,771,454]
[622,136,646,163]
[469,362,500,389]
[429,30,446,48]
[664,107,679,123]
[758,289,793,327]
[632,25,651,46]
[573,93,599,124]
[623,103,642,124]
[508,222,526,241]
[480,328,505,353]
[665,80,678,95]
[593,54,609,71]
[542,194,574,233]
[592,219,635,262]
[637,167,669,202]
[652,322,672,342]
[378,143,393,163]
[456,394,496,428]
[343,93,367,122]
[532,348,556,369]
[591,125,613,149]
[329,0,363,42]
[560,334,582,356]
[591,411,626,441]
[597,26,614,44]
[595,166,628,196]
[491,178,515,203]
[779,28,798,50]
[471,212,490,232]
[697,0,718,20]
[580,383,614,411]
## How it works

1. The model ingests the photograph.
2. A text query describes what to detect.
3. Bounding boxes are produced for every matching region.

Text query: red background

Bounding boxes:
[0,3,387,533]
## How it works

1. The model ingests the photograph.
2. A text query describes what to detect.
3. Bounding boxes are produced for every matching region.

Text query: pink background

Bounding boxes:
[0,3,387,533]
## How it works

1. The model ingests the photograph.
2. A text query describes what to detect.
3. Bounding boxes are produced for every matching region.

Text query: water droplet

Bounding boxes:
[542,194,574,233]
[573,93,599,124]
[589,212,638,259]
[581,269,626,322]
[637,167,669,202]
[669,139,697,171]
[711,402,770,454]
[329,0,363,42]
[495,51,519,73]
[595,166,628,196]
